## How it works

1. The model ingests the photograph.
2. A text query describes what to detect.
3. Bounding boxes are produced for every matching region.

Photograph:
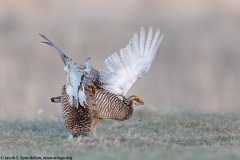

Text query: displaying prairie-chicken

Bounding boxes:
[40,27,163,138]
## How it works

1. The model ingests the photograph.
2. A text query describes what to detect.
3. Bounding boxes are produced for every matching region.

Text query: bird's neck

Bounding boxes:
[123,97,134,120]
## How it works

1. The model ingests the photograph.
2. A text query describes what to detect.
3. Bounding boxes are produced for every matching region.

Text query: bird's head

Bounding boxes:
[128,95,144,107]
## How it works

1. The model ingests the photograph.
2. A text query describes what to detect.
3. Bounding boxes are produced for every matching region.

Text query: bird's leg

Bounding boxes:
[76,136,87,144]
[68,134,87,144]
[91,117,101,137]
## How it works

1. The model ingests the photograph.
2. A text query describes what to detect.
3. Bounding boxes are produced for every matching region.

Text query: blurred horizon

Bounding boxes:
[1,0,240,119]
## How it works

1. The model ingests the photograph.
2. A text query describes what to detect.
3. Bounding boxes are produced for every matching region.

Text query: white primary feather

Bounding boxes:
[139,27,145,57]
[144,27,153,57]
[99,27,164,96]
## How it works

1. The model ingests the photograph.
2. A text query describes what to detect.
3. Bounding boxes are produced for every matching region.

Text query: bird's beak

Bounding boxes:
[140,100,144,105]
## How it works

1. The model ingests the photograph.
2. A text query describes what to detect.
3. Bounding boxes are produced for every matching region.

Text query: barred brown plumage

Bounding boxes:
[40,27,163,139]
[61,85,93,137]
[93,89,133,120]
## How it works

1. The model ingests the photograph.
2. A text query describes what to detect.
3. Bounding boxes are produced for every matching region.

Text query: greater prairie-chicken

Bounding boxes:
[40,27,163,138]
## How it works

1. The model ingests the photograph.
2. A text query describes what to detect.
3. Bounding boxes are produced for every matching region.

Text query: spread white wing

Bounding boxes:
[40,34,88,108]
[99,27,164,96]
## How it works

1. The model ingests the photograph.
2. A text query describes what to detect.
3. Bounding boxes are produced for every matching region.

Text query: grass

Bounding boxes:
[0,110,240,160]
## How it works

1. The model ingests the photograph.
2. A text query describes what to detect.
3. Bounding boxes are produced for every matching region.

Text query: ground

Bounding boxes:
[0,110,240,160]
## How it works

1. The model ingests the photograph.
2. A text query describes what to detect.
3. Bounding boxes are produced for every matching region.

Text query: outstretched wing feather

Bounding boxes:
[40,34,83,108]
[99,27,163,96]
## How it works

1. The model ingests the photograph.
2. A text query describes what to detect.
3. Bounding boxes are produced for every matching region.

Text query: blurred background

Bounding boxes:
[1,0,240,119]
